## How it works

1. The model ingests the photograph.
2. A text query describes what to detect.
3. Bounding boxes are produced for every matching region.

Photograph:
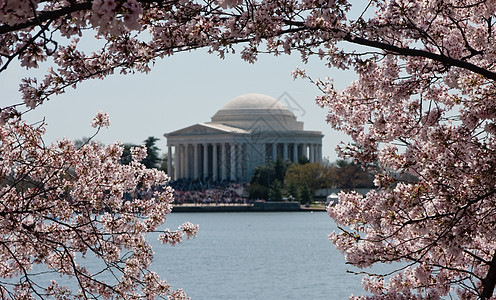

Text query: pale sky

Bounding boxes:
[2,42,358,163]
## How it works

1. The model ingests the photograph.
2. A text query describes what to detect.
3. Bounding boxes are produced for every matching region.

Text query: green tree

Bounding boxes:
[159,152,168,173]
[285,163,324,195]
[285,180,300,202]
[246,183,268,200]
[250,165,274,188]
[273,158,291,182]
[120,143,137,165]
[335,160,375,189]
[249,159,292,200]
[141,136,161,169]
[321,166,338,192]
[269,180,284,202]
[120,137,162,169]
[300,185,312,205]
[298,156,310,165]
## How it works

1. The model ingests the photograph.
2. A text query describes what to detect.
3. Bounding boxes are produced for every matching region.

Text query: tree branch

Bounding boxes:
[282,20,496,80]
[0,1,92,35]
[342,34,496,81]
[482,250,496,299]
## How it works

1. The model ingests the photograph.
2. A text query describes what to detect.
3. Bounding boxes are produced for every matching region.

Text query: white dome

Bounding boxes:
[210,93,303,131]
[220,93,290,111]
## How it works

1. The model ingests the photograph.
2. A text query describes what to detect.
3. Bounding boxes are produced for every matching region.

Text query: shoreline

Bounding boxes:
[171,202,327,213]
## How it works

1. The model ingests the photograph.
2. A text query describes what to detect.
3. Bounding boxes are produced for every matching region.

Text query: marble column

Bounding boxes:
[230,143,236,181]
[272,143,277,161]
[319,144,323,162]
[184,144,190,179]
[221,143,227,181]
[310,144,313,162]
[167,145,172,177]
[283,143,288,160]
[310,144,316,162]
[238,143,244,181]
[316,144,320,162]
[293,143,298,162]
[312,144,316,163]
[175,145,181,180]
[315,144,320,163]
[309,144,314,163]
[193,143,199,179]
[213,144,218,181]
[203,143,208,180]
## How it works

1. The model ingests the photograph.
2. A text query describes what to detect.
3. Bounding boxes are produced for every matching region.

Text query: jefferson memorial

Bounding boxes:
[165,93,323,182]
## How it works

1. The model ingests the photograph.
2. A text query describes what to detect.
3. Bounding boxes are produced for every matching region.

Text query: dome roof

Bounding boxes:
[210,93,303,131]
[220,93,291,111]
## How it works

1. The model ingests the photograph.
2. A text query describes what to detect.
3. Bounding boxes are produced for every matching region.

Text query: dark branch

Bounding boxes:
[482,250,496,299]
[342,34,496,81]
[282,20,496,81]
[0,1,92,35]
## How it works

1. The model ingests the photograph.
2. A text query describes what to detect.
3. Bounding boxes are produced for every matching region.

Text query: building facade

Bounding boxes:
[165,94,323,182]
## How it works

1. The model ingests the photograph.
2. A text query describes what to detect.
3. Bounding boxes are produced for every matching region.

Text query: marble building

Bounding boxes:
[165,93,323,182]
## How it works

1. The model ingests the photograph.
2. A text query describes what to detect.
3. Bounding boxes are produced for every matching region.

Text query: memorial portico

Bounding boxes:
[165,94,323,182]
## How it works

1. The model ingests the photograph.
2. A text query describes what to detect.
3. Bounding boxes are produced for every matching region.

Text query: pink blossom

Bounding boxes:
[91,111,110,128]
[3,0,496,298]
[0,118,197,298]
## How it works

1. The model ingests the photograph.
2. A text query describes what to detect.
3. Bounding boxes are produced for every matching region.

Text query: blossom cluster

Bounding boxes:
[3,0,496,298]
[319,1,496,298]
[91,110,110,128]
[0,115,197,298]
[2,0,354,117]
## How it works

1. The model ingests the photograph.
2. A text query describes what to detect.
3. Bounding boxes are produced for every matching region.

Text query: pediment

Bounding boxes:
[166,123,246,137]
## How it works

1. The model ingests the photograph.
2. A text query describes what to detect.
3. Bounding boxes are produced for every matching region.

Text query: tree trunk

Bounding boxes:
[482,251,496,299]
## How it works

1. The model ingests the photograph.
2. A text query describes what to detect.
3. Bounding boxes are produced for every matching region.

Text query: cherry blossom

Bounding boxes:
[0,113,198,298]
[3,0,496,298]
[91,110,110,128]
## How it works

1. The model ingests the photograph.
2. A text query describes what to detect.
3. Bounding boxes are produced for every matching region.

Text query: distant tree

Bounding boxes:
[141,136,161,169]
[120,143,137,165]
[335,160,375,189]
[249,159,291,200]
[321,166,338,192]
[298,156,310,165]
[120,137,161,169]
[300,185,312,205]
[269,180,284,202]
[285,180,300,202]
[285,163,324,195]
[273,158,291,182]
[246,182,268,200]
[250,165,274,188]
[159,152,168,173]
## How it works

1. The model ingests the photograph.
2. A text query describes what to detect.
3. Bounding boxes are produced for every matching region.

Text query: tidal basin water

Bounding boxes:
[151,211,369,299]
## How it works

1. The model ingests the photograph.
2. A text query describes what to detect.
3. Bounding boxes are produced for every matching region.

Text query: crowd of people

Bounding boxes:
[169,179,251,205]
